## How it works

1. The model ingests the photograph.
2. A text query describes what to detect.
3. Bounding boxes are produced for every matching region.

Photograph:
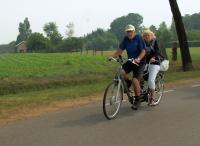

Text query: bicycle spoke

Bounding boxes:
[103,81,123,120]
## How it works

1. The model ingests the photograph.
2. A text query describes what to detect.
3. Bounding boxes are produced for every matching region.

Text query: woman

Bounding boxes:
[142,30,164,106]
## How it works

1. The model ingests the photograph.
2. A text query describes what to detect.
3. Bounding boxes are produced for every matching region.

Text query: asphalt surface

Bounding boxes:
[0,84,200,146]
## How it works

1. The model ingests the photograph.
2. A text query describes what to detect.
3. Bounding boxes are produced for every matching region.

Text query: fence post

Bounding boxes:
[101,48,103,56]
[86,48,88,55]
[93,48,95,56]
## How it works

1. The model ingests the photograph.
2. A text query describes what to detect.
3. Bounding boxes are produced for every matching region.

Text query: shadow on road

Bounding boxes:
[57,103,153,128]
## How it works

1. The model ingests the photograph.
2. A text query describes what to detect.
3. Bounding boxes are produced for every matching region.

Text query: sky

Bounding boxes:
[0,0,199,44]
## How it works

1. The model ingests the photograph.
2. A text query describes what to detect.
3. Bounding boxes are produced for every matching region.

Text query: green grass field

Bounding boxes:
[0,53,113,78]
[0,52,118,95]
[0,48,200,119]
[165,47,200,81]
[0,48,199,80]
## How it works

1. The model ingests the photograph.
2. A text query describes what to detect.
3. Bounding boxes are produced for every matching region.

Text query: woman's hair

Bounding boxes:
[142,29,156,39]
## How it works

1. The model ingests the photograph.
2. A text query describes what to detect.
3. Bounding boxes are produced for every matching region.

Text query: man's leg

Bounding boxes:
[132,77,141,96]
[121,61,132,88]
[131,63,145,109]
[132,63,145,96]
[120,69,129,80]
[131,77,141,110]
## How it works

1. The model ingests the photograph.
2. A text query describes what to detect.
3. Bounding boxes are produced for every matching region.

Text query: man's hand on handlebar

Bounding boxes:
[107,56,113,61]
[134,58,141,64]
[107,56,123,63]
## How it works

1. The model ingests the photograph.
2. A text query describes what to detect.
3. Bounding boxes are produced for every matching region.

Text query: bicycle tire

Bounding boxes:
[103,81,123,120]
[153,73,165,105]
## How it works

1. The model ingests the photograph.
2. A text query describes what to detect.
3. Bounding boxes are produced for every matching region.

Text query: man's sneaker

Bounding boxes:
[131,96,141,110]
[128,96,133,104]
[140,93,148,102]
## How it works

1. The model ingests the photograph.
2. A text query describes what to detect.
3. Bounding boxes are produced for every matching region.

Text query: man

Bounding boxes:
[111,24,146,110]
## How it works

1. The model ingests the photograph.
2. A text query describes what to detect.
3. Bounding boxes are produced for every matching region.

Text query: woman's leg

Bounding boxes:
[148,64,160,103]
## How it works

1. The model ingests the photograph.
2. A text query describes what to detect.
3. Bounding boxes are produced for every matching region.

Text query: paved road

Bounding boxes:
[1,84,200,146]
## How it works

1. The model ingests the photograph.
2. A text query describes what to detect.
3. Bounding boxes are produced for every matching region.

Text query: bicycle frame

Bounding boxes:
[111,59,135,99]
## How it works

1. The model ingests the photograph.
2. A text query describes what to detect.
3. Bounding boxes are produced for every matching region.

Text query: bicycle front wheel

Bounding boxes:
[153,73,164,105]
[103,81,123,120]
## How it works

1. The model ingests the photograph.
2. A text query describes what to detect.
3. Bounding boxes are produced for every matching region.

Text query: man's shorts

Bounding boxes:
[122,61,145,80]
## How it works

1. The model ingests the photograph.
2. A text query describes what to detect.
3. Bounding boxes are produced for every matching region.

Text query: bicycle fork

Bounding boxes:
[113,78,124,102]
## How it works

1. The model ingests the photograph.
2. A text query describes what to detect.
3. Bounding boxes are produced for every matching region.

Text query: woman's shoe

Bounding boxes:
[148,97,156,106]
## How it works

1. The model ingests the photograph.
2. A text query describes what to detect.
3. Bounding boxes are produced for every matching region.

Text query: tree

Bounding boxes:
[156,22,171,59]
[187,30,200,41]
[149,25,157,34]
[66,22,74,38]
[26,33,51,52]
[85,29,118,51]
[156,22,171,47]
[183,13,200,30]
[169,0,193,71]
[43,22,62,46]
[171,13,200,42]
[110,13,143,41]
[24,18,32,38]
[58,37,83,52]
[16,17,32,44]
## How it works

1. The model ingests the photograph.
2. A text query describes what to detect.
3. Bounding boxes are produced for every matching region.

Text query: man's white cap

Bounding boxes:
[125,24,135,32]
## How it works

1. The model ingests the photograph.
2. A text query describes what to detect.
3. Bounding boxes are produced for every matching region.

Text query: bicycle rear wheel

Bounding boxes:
[103,81,123,120]
[153,73,164,105]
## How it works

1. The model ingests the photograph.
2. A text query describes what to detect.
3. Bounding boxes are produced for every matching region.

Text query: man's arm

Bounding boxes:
[112,48,123,58]
[135,35,146,64]
[135,49,146,64]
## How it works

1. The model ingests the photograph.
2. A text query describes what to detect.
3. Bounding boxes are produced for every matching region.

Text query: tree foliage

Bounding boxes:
[16,17,32,44]
[149,25,157,34]
[26,33,51,52]
[183,13,200,30]
[156,22,171,47]
[110,13,143,41]
[66,22,75,38]
[14,12,200,55]
[85,29,119,51]
[171,13,200,42]
[43,22,62,46]
[58,37,83,52]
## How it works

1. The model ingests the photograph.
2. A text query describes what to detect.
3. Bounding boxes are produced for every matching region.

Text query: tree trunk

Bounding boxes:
[169,0,193,71]
[172,41,178,61]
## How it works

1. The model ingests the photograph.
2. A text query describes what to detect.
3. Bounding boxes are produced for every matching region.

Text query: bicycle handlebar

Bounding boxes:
[108,57,139,66]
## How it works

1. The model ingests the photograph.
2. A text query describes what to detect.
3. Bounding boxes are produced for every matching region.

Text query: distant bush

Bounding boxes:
[26,33,51,52]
